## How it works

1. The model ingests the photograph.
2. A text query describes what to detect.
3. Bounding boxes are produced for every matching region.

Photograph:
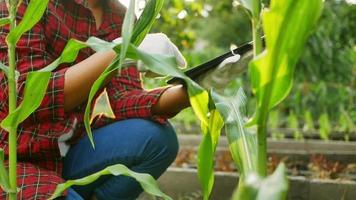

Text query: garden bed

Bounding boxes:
[139,135,356,200]
[139,167,356,200]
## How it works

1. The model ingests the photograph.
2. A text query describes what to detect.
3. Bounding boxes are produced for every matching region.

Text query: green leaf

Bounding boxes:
[128,45,209,126]
[0,62,20,80]
[39,39,88,72]
[0,72,51,131]
[233,163,289,200]
[0,18,10,27]
[197,109,224,200]
[318,112,331,141]
[49,164,172,200]
[212,88,257,176]
[130,45,186,79]
[186,82,209,126]
[0,149,10,192]
[86,37,118,53]
[6,0,49,44]
[131,0,165,45]
[120,0,135,62]
[84,0,136,148]
[126,46,219,199]
[198,133,214,200]
[237,0,260,18]
[248,0,324,125]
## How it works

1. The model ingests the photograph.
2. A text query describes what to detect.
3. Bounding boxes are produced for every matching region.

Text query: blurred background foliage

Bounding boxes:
[137,0,356,139]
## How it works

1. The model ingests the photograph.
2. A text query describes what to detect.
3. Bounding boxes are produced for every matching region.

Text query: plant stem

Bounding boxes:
[7,2,18,199]
[257,109,268,177]
[252,18,263,57]
[251,14,266,176]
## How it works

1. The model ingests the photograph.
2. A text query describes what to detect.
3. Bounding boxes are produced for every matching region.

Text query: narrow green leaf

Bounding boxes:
[131,0,165,45]
[0,18,10,27]
[233,163,289,200]
[198,133,214,200]
[0,72,51,131]
[0,62,20,80]
[186,82,209,126]
[128,45,209,126]
[6,0,49,44]
[49,164,172,200]
[318,112,331,141]
[130,45,186,79]
[86,37,118,53]
[0,149,10,192]
[39,39,87,72]
[197,109,224,200]
[120,0,135,62]
[84,0,136,148]
[248,0,324,125]
[236,0,261,18]
[212,88,258,176]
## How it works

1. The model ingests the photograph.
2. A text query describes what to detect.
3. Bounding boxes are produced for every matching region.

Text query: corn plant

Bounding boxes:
[230,0,324,198]
[0,0,172,199]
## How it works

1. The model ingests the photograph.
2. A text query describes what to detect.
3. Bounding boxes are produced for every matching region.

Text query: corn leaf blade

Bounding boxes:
[0,149,10,192]
[83,0,136,147]
[248,0,324,125]
[6,0,49,44]
[212,88,257,176]
[0,72,51,131]
[0,62,20,80]
[131,0,165,45]
[197,109,224,200]
[49,164,172,200]
[39,39,88,72]
[0,17,10,27]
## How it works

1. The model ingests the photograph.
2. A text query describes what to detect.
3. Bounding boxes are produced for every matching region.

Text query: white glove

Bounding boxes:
[113,33,187,76]
[197,50,253,92]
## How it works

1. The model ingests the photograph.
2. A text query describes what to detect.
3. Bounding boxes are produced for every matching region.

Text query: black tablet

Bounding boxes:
[167,40,255,85]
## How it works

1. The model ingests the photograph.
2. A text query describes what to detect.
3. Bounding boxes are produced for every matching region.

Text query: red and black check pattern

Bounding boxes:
[0,0,167,199]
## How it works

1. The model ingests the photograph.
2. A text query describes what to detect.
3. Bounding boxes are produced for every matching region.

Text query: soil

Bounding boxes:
[173,148,356,181]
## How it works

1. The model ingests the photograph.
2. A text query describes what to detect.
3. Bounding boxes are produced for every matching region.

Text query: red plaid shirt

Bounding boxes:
[0,0,167,199]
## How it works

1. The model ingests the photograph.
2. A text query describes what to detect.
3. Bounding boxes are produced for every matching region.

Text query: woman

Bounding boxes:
[0,0,190,199]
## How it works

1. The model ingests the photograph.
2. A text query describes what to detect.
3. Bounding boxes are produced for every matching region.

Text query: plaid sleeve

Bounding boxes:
[92,65,169,128]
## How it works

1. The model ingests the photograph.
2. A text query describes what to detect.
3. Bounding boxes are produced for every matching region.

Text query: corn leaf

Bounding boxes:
[126,45,221,199]
[248,0,323,125]
[0,149,10,192]
[197,109,224,200]
[6,0,49,44]
[0,72,51,131]
[131,0,165,45]
[0,18,10,27]
[233,163,289,200]
[212,88,257,176]
[39,39,87,72]
[128,45,209,126]
[49,164,172,200]
[83,0,136,147]
[0,62,20,80]
[237,0,260,18]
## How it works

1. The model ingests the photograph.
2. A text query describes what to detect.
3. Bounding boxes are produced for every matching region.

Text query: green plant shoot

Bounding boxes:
[248,0,324,176]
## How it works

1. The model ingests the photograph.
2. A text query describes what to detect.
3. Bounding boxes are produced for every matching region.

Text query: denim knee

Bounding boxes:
[145,123,179,173]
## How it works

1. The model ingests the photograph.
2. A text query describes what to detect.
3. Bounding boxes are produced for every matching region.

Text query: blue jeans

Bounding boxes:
[62,119,179,200]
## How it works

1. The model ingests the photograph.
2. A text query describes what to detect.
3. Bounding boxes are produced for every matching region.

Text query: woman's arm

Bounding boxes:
[63,50,116,111]
[63,50,190,117]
